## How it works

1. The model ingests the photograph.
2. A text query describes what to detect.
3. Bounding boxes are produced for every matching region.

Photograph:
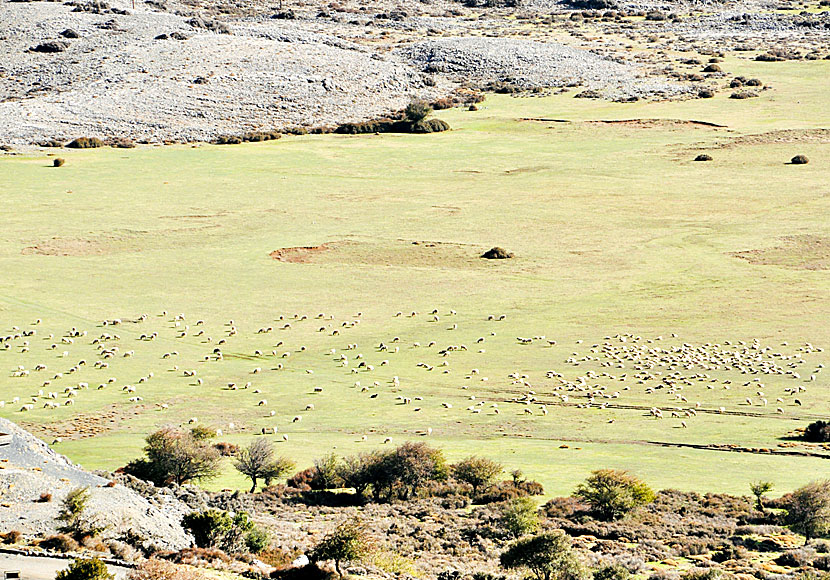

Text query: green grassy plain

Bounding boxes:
[1,56,829,497]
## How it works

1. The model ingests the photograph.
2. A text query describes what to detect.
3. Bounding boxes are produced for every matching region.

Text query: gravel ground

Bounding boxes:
[0,418,191,551]
[401,37,687,98]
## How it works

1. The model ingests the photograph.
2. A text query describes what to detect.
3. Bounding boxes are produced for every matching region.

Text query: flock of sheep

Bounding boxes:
[0,310,822,443]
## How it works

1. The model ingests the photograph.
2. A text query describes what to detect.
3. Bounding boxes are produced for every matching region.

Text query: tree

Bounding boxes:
[404,100,432,123]
[310,518,371,578]
[786,479,830,544]
[750,481,774,512]
[500,531,588,580]
[374,442,448,500]
[125,428,220,486]
[233,438,295,492]
[452,456,503,496]
[573,469,655,521]
[56,558,113,580]
[500,497,540,538]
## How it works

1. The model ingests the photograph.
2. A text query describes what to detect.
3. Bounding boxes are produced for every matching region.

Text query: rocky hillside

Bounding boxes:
[0,418,191,552]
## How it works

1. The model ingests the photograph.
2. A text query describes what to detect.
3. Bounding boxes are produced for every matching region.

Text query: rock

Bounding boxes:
[29,41,69,53]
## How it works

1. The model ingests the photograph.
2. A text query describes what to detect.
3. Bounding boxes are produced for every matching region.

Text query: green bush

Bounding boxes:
[181,509,256,553]
[410,118,450,133]
[404,100,432,123]
[66,137,104,149]
[594,564,631,580]
[500,497,540,538]
[245,527,271,554]
[55,559,113,580]
[53,158,66,167]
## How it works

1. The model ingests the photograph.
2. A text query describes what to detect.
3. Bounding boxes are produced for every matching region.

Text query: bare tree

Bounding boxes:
[234,438,295,492]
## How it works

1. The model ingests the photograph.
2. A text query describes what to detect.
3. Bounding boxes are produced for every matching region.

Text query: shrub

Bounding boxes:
[681,569,721,580]
[482,247,513,259]
[181,509,256,554]
[698,89,715,98]
[594,564,630,580]
[694,154,713,161]
[776,548,816,567]
[703,64,721,73]
[574,470,655,521]
[190,425,217,440]
[746,78,763,86]
[38,491,53,502]
[404,100,432,123]
[500,531,588,580]
[791,155,810,165]
[500,497,540,538]
[245,527,271,554]
[66,137,104,149]
[730,91,758,99]
[750,481,774,511]
[1,530,23,545]
[40,534,80,552]
[645,10,666,20]
[128,558,206,580]
[711,543,749,562]
[410,118,450,133]
[53,158,66,167]
[310,518,371,578]
[56,559,114,580]
[310,453,344,490]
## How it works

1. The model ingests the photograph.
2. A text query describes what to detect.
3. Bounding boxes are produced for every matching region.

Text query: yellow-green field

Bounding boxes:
[1,56,829,497]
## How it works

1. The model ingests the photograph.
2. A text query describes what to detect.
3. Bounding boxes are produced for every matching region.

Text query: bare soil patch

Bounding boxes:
[270,239,485,268]
[731,235,830,270]
[587,118,727,129]
[269,243,337,263]
[717,128,830,148]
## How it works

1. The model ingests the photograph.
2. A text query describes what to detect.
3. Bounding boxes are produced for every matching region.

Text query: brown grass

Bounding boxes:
[731,235,830,270]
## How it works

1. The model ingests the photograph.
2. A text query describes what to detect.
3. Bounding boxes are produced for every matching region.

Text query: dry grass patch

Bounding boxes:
[731,235,830,270]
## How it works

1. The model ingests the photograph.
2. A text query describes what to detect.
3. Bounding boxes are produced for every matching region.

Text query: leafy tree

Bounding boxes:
[500,497,540,538]
[500,531,588,580]
[125,428,220,486]
[803,421,830,443]
[404,100,432,123]
[750,481,774,512]
[181,509,261,553]
[573,469,655,521]
[310,518,371,578]
[311,453,344,490]
[56,558,113,580]
[787,479,830,544]
[452,456,503,496]
[233,438,295,492]
[374,442,448,500]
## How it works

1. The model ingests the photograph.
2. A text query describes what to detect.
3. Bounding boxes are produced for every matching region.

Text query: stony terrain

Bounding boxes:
[0,418,191,551]
[10,0,830,144]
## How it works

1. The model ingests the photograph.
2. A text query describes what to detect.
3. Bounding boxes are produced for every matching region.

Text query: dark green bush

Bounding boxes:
[791,154,810,165]
[53,158,66,167]
[66,137,104,149]
[410,118,450,133]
